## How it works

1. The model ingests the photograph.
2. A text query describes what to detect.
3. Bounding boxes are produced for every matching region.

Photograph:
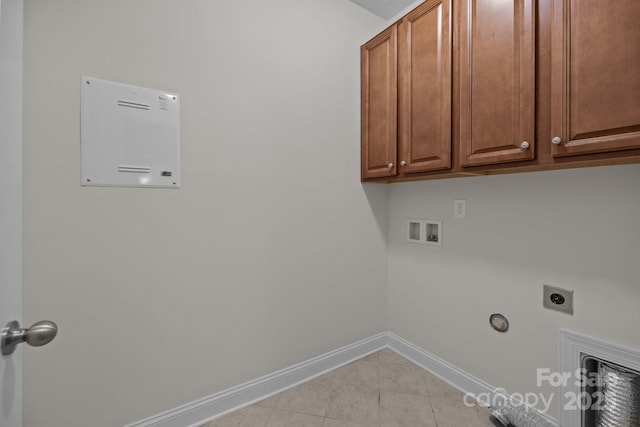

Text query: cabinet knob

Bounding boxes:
[552,136,562,145]
[388,163,394,169]
[520,141,530,149]
[400,161,407,166]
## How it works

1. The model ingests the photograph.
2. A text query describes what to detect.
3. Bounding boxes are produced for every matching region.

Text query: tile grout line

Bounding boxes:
[262,406,275,427]
[422,369,440,427]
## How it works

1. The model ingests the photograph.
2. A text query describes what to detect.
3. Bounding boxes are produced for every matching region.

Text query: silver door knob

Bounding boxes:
[1,320,58,355]
[400,161,407,166]
[388,163,394,169]
[552,136,562,145]
[520,141,530,149]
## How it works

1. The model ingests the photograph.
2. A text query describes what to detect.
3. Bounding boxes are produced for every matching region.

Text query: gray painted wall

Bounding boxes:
[23,1,388,426]
[387,165,640,418]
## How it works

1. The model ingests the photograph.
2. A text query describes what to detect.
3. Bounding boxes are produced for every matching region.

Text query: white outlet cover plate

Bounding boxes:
[454,199,466,218]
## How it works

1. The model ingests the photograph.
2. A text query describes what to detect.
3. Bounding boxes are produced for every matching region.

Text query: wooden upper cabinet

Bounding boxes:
[361,26,398,180]
[398,0,452,174]
[458,0,536,167]
[550,0,640,157]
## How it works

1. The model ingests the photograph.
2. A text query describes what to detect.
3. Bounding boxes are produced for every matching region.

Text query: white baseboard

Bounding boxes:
[386,332,559,427]
[386,332,495,399]
[126,331,560,427]
[124,332,388,427]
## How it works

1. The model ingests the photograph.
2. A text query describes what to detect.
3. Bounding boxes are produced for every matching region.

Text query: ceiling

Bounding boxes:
[349,0,419,20]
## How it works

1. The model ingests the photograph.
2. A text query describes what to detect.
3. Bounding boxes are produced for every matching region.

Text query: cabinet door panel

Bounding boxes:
[361,27,397,179]
[459,0,535,166]
[399,0,451,173]
[551,0,640,157]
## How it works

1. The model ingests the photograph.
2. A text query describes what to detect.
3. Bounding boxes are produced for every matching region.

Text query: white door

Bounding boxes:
[1,1,23,426]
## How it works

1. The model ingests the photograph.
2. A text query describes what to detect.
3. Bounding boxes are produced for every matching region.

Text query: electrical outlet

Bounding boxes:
[543,285,574,315]
[454,199,466,219]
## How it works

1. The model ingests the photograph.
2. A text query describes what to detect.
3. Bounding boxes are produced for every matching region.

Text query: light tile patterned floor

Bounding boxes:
[202,348,495,427]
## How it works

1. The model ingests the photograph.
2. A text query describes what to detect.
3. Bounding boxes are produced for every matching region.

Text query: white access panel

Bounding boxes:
[81,76,180,188]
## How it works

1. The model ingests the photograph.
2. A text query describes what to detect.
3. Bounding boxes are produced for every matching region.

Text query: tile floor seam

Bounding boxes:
[283,407,326,418]
[263,406,275,427]
[420,364,440,427]
[384,391,431,400]
[426,387,440,427]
